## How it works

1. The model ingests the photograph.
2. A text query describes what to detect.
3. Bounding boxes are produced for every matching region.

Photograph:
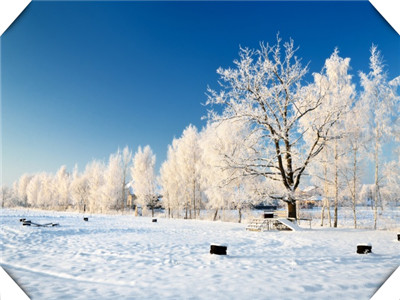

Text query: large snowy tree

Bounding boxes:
[206,36,342,218]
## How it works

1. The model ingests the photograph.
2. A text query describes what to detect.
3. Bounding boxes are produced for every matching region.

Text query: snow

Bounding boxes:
[1,208,399,299]
[276,218,304,231]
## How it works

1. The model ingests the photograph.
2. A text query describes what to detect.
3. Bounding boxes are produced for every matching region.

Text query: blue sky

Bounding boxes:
[1,1,400,185]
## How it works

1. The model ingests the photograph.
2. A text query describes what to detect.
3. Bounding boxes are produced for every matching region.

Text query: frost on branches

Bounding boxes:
[206,36,344,218]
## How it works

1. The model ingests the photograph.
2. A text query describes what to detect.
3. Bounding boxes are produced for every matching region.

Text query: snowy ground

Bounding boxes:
[1,208,399,299]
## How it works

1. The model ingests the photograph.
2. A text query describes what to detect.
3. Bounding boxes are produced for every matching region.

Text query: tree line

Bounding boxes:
[2,37,399,228]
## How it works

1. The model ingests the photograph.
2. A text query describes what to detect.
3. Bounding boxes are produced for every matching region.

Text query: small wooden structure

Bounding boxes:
[246,210,311,231]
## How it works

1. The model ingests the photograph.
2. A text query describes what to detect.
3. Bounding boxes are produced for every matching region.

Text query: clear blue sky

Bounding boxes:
[1,1,400,185]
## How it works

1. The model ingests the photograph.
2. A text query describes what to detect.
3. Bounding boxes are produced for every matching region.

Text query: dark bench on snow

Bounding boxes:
[22,220,59,227]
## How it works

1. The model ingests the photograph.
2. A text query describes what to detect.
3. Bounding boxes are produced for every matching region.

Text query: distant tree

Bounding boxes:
[101,151,124,210]
[159,140,181,218]
[26,174,42,208]
[85,160,106,213]
[38,173,55,209]
[1,185,18,207]
[15,174,32,207]
[174,125,202,219]
[359,45,400,229]
[70,165,89,212]
[382,149,400,207]
[131,145,157,217]
[120,146,132,210]
[54,166,70,209]
[206,36,343,219]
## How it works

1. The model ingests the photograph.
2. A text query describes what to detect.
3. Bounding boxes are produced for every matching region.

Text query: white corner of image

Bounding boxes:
[0,266,30,300]
[0,0,31,37]
[370,266,400,300]
[370,0,400,35]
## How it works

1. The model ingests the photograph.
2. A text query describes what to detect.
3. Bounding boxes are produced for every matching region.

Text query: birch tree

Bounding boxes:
[85,160,106,212]
[174,125,202,219]
[70,165,89,212]
[101,151,124,210]
[315,49,355,227]
[341,98,369,228]
[206,36,341,219]
[16,174,32,207]
[359,45,400,229]
[159,140,181,218]
[131,145,157,217]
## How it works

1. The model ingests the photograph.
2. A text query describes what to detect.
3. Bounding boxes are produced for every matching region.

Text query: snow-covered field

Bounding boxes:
[1,208,399,299]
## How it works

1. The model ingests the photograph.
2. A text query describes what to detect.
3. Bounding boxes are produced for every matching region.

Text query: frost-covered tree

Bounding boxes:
[174,125,202,219]
[305,49,355,227]
[382,149,400,207]
[131,145,157,217]
[341,98,369,228]
[206,36,342,219]
[359,45,400,229]
[120,146,132,210]
[101,151,125,210]
[26,174,42,207]
[1,185,18,207]
[15,174,32,207]
[199,119,262,222]
[159,140,181,218]
[53,166,70,209]
[70,165,89,212]
[85,160,106,212]
[38,173,55,209]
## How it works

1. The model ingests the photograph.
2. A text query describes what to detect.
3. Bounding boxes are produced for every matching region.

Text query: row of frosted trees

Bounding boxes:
[2,37,399,227]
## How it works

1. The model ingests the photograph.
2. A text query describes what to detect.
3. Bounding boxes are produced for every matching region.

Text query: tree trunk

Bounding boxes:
[374,149,379,230]
[238,207,242,223]
[193,180,196,219]
[327,199,332,227]
[333,141,339,228]
[213,208,219,221]
[287,201,297,219]
[321,159,328,226]
[352,147,357,229]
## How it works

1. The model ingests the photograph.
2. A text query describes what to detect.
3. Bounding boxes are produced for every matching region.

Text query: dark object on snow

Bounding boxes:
[83,217,88,221]
[152,218,157,223]
[397,233,400,241]
[19,218,26,222]
[263,212,274,219]
[210,245,227,255]
[22,220,59,227]
[357,244,372,254]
